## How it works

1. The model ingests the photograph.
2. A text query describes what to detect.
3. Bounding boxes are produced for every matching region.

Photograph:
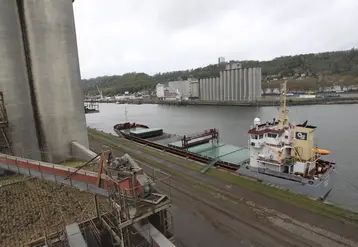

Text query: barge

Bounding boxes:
[114,81,335,200]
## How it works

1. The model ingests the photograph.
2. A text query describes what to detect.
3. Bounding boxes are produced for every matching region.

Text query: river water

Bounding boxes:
[86,103,358,212]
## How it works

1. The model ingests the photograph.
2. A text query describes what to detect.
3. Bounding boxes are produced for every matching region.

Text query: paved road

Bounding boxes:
[89,135,358,247]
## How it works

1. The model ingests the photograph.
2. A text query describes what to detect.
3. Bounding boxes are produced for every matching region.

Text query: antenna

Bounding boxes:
[124,103,128,122]
[278,80,289,128]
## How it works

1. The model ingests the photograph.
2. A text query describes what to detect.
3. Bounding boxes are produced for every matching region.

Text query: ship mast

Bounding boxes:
[278,80,289,128]
[124,103,128,122]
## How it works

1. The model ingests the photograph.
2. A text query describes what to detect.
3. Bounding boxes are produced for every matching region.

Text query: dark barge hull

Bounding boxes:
[113,125,243,171]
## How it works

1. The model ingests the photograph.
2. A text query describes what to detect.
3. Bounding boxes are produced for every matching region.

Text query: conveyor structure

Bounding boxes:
[0,150,175,247]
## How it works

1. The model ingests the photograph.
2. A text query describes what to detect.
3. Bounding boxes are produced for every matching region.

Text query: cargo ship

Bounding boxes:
[114,82,335,200]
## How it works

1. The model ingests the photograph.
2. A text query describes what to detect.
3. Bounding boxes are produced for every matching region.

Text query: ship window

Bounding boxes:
[251,134,258,139]
[268,133,277,138]
[259,134,264,139]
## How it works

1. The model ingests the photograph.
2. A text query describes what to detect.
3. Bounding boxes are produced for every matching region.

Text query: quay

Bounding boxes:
[85,96,358,106]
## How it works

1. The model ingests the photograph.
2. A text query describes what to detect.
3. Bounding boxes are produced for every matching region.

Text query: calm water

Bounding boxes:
[86,103,358,211]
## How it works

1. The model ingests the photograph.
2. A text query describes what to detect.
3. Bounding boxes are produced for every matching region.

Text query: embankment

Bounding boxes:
[85,97,358,106]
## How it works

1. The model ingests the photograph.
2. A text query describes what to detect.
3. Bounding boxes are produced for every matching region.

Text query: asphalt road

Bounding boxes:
[89,135,358,247]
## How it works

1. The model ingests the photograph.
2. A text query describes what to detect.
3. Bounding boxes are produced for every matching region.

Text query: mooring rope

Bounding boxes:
[334,169,358,190]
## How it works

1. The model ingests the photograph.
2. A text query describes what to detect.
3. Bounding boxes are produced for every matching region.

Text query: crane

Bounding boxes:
[96,85,104,99]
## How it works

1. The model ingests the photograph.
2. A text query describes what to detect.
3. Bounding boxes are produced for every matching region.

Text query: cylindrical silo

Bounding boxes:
[201,79,205,100]
[211,78,215,101]
[202,79,206,100]
[199,79,204,100]
[212,78,215,101]
[206,78,210,100]
[217,77,220,101]
[209,78,213,101]
[215,77,219,101]
[248,68,253,101]
[230,69,235,100]
[213,78,216,101]
[23,0,88,162]
[213,77,218,100]
[257,68,262,100]
[223,71,227,100]
[227,70,231,101]
[234,69,239,101]
[252,68,256,100]
[219,71,224,101]
[243,68,248,101]
[0,1,41,159]
[238,69,243,101]
[226,70,231,101]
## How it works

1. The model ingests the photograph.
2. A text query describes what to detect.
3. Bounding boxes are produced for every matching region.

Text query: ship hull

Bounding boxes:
[237,165,334,200]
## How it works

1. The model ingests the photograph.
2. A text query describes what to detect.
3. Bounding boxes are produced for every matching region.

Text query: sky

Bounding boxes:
[73,0,358,79]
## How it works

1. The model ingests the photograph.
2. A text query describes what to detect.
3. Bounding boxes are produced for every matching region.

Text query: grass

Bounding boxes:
[88,128,358,222]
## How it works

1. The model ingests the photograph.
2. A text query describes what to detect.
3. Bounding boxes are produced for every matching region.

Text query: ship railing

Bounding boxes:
[183,128,218,141]
[257,168,304,183]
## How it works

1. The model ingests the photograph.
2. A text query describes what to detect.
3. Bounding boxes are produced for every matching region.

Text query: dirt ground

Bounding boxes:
[0,178,108,247]
[89,137,358,247]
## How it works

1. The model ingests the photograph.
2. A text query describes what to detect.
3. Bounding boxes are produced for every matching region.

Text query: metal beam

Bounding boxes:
[66,223,88,247]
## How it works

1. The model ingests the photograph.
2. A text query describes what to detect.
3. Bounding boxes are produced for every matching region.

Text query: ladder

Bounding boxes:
[200,158,219,174]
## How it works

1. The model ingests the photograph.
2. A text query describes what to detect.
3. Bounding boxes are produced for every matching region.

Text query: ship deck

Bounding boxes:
[119,128,250,167]
[169,141,249,166]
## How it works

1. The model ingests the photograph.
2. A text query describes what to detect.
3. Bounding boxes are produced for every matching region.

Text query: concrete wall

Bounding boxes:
[190,81,199,98]
[0,1,41,160]
[168,80,191,98]
[23,0,88,162]
[199,67,262,101]
[199,77,221,101]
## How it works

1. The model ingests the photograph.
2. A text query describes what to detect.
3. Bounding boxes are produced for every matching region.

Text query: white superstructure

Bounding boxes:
[247,81,332,178]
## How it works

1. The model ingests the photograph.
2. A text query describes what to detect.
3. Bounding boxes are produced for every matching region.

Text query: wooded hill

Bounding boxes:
[84,48,358,95]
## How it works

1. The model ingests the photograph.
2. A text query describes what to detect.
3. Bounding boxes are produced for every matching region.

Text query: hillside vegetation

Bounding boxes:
[84,48,358,95]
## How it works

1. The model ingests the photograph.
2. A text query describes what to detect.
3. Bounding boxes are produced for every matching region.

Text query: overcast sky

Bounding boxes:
[73,0,358,79]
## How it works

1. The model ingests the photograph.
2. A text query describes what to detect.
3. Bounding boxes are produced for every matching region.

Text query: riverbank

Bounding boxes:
[88,128,358,246]
[85,96,358,106]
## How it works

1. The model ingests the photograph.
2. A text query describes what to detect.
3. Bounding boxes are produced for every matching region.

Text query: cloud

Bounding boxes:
[73,0,358,78]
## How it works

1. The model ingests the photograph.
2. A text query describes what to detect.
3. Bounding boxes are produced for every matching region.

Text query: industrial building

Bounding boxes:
[199,63,262,101]
[0,0,88,162]
[156,83,165,99]
[156,79,199,100]
[188,79,200,99]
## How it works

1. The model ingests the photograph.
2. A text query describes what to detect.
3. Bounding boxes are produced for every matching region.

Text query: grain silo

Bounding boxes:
[22,0,88,162]
[0,1,41,160]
